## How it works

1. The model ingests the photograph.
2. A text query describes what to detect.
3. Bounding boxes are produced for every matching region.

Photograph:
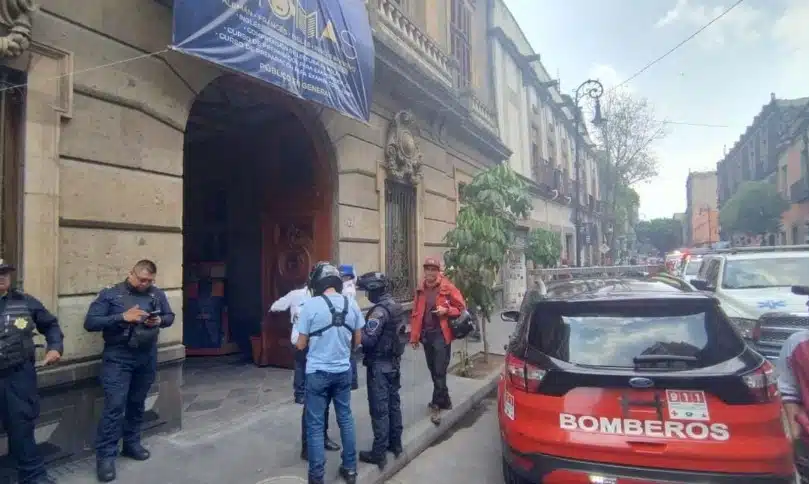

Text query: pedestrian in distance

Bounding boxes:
[84,259,175,482]
[0,259,63,484]
[339,263,360,391]
[296,262,365,484]
[409,257,466,425]
[355,271,407,470]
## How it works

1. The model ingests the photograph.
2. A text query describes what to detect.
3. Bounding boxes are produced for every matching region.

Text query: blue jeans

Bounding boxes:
[305,369,356,480]
[350,357,358,390]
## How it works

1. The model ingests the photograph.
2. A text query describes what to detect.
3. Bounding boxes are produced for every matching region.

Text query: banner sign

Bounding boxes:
[171,0,375,122]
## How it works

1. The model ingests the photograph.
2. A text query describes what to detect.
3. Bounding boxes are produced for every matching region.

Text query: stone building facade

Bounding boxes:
[777,101,809,245]
[489,0,603,301]
[0,0,507,466]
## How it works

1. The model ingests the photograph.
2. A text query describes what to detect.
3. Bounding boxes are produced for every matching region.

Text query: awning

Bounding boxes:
[170,0,374,123]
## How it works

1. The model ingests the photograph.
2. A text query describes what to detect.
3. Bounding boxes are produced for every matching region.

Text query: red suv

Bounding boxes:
[498,277,797,483]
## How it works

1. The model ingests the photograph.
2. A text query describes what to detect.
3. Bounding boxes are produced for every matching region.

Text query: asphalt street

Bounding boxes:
[387,391,502,484]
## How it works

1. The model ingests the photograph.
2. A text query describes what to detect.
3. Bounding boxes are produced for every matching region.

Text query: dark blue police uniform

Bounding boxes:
[358,294,406,468]
[0,289,63,484]
[84,281,174,466]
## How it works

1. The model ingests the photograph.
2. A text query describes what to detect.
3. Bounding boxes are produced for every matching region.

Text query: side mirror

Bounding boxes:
[501,310,520,322]
[793,285,809,296]
[690,279,710,291]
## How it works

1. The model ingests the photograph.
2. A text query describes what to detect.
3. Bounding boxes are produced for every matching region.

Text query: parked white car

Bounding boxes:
[689,245,809,359]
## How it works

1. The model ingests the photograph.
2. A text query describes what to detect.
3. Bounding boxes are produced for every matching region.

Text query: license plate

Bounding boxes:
[666,390,710,421]
[504,391,515,420]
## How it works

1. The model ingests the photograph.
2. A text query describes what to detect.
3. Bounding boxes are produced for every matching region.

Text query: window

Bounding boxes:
[457,182,467,204]
[723,256,809,288]
[525,300,744,368]
[0,68,23,287]
[450,0,472,89]
[385,180,417,301]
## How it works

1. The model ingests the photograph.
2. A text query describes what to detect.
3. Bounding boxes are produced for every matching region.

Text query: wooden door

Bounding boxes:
[254,215,317,367]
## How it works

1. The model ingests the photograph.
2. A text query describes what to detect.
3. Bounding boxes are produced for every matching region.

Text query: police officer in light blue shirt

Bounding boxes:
[296,263,365,484]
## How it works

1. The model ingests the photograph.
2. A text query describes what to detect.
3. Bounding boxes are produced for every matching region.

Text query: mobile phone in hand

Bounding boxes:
[148,311,163,317]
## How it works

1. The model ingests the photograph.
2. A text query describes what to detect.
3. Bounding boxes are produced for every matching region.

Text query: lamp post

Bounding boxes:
[573,79,604,267]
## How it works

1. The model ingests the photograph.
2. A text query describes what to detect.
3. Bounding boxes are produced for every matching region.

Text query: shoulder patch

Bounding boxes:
[369,307,387,320]
[366,318,381,333]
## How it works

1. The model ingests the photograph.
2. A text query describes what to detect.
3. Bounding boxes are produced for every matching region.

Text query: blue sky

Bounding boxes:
[503,0,808,219]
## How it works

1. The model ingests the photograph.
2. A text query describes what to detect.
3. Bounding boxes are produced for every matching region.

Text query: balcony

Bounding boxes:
[373,0,454,88]
[531,160,554,187]
[791,178,809,203]
[461,91,498,135]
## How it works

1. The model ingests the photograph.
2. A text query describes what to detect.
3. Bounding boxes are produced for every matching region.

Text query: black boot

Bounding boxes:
[96,458,116,482]
[325,436,341,451]
[121,442,151,461]
[338,466,357,484]
[389,443,403,458]
[359,450,387,470]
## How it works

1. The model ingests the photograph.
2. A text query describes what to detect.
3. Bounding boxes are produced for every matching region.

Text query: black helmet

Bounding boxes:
[309,262,343,296]
[356,271,389,292]
[450,310,476,340]
[307,261,331,290]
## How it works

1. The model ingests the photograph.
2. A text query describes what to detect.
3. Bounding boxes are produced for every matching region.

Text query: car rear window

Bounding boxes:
[526,300,745,368]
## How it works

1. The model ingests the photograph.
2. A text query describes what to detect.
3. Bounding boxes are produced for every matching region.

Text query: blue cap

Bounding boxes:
[338,264,355,278]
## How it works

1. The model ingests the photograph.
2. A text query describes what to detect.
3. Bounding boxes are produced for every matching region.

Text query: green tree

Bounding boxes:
[525,228,562,268]
[635,217,683,255]
[719,180,789,239]
[444,164,532,361]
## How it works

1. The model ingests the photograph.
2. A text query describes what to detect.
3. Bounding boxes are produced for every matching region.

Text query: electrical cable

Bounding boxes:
[0,48,170,94]
[609,0,746,92]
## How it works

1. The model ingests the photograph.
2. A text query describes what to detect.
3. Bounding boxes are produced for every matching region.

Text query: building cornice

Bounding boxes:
[488,26,595,155]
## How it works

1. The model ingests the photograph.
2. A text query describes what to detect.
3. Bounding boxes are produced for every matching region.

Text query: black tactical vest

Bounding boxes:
[0,294,36,370]
[366,296,406,363]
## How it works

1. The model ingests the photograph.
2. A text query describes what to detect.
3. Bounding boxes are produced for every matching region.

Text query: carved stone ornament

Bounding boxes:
[384,110,423,183]
[0,0,36,59]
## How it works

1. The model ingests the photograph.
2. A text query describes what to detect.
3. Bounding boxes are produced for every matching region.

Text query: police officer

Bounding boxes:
[84,260,174,482]
[355,271,406,470]
[0,260,63,484]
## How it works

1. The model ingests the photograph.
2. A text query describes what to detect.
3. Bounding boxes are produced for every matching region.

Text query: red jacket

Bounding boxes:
[409,275,466,344]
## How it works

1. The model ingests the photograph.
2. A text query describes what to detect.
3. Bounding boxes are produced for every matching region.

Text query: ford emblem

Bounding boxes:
[629,377,654,389]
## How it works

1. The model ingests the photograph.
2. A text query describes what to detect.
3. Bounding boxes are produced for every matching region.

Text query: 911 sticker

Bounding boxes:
[559,413,729,441]
[666,390,710,421]
[504,391,515,420]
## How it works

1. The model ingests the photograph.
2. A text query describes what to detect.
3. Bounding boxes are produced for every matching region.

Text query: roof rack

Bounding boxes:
[528,264,666,282]
[713,245,809,254]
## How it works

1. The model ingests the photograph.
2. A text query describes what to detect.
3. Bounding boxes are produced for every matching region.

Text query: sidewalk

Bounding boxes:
[49,331,507,484]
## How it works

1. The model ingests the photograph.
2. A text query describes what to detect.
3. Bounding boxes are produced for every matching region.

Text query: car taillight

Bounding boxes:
[742,360,779,402]
[505,353,547,392]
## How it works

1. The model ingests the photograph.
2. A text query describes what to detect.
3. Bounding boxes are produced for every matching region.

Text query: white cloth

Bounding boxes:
[269,287,311,345]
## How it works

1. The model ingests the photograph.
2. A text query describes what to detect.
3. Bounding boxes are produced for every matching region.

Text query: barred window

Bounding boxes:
[385,180,417,301]
[450,0,472,89]
[0,68,24,287]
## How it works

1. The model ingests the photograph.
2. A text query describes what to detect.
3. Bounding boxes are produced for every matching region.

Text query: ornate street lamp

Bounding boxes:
[573,79,604,267]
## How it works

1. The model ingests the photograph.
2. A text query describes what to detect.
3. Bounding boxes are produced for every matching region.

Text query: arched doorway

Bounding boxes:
[182,75,335,368]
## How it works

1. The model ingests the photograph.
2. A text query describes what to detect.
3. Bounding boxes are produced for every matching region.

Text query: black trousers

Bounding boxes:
[366,363,403,456]
[423,331,452,409]
[0,361,46,483]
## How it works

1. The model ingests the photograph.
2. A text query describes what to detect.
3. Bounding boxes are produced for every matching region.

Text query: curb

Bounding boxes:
[357,365,503,484]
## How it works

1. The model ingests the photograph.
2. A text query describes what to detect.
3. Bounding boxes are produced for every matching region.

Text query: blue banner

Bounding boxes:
[171,0,374,122]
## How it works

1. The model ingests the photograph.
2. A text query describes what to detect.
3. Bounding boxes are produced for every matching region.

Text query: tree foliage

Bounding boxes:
[591,90,665,255]
[443,165,531,357]
[592,90,666,187]
[719,180,789,236]
[525,228,562,268]
[635,217,683,256]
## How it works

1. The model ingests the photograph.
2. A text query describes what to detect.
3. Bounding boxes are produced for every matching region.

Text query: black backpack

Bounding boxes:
[307,296,354,338]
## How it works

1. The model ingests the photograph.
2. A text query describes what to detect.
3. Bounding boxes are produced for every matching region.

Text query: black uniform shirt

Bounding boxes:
[0,290,64,354]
